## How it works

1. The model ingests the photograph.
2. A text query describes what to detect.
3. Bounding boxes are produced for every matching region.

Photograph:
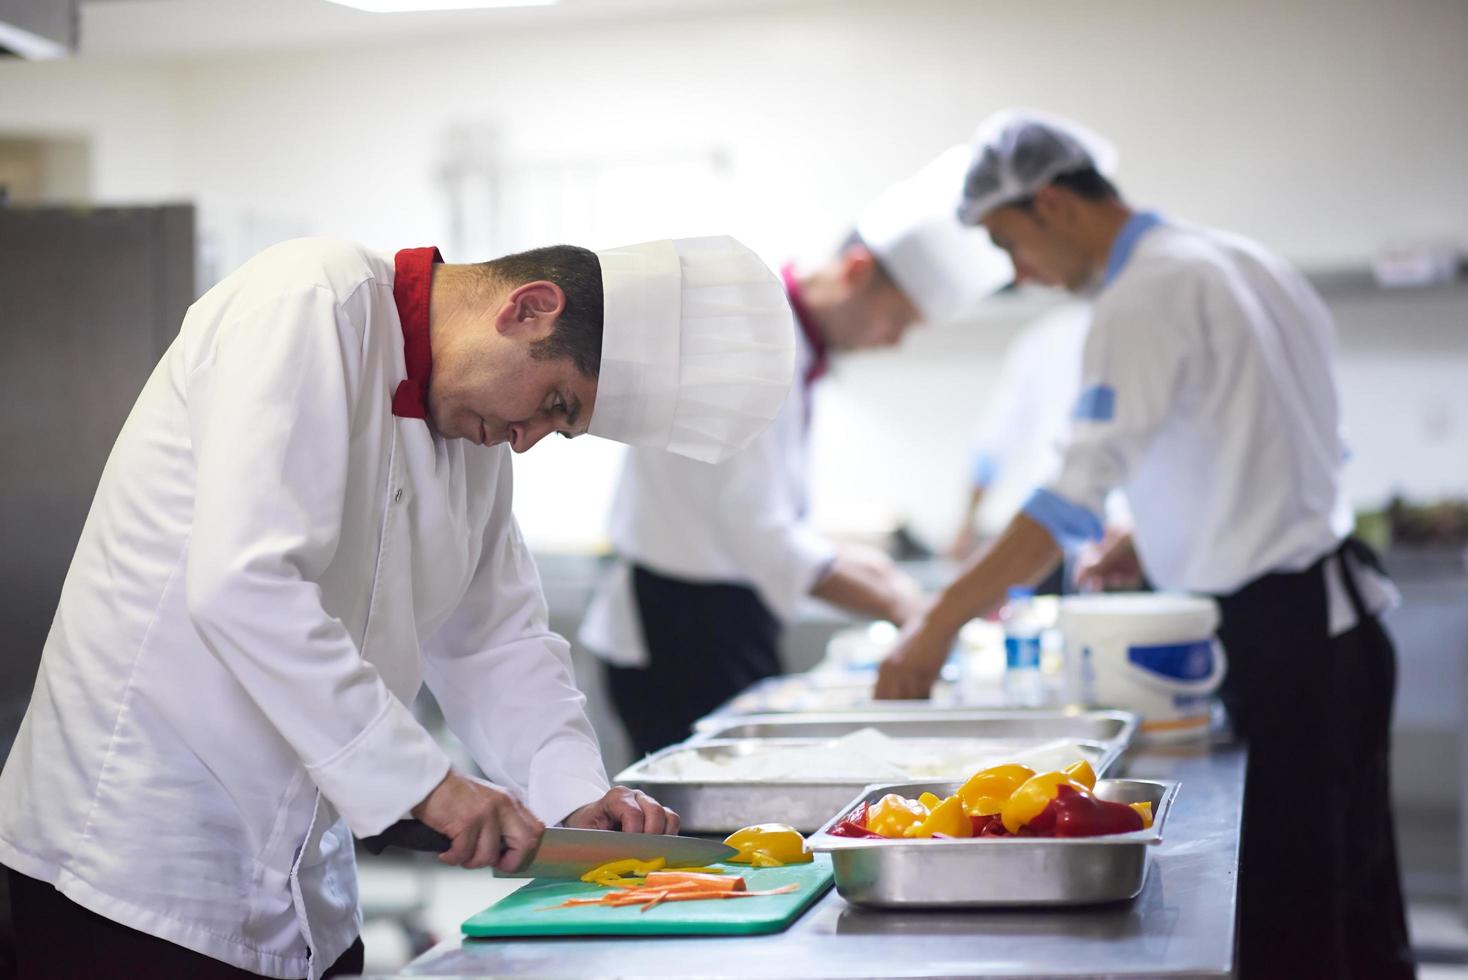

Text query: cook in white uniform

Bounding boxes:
[949,304,1141,593]
[580,148,1009,757]
[948,302,1090,561]
[0,234,795,978]
[875,111,1413,979]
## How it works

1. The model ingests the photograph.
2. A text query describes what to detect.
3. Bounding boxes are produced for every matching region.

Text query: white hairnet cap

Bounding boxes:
[958,109,1120,225]
[588,235,796,464]
[857,145,1013,322]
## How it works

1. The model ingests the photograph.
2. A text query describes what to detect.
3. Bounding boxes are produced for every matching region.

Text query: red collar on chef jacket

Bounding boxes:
[390,246,444,421]
[782,263,829,388]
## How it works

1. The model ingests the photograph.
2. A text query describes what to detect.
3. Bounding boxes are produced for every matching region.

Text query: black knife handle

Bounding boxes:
[360,819,452,856]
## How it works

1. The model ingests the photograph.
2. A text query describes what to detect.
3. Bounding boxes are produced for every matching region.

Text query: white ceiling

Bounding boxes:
[75,0,802,59]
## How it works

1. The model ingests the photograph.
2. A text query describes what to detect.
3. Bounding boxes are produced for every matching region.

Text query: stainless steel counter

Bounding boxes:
[381,741,1242,979]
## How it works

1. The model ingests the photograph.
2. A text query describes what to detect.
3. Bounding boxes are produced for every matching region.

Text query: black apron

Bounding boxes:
[603,564,781,758]
[1213,538,1414,979]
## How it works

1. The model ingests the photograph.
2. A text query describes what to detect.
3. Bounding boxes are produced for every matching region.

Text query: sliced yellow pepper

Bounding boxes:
[723,823,813,866]
[865,793,930,838]
[580,856,666,884]
[917,792,944,810]
[956,764,1035,816]
[907,794,973,838]
[1000,771,1091,835]
[1063,759,1097,791]
[1129,801,1154,829]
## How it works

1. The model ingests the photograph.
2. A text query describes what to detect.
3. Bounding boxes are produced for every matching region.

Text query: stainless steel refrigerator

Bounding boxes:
[0,204,195,758]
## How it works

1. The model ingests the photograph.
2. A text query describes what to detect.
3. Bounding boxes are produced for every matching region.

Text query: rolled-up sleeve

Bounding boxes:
[1028,286,1192,552]
[421,458,609,826]
[186,284,451,838]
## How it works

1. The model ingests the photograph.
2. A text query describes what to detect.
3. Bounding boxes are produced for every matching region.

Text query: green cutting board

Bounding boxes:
[461,856,833,938]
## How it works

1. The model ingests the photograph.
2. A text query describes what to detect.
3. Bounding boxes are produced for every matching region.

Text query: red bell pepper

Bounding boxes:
[827,802,884,839]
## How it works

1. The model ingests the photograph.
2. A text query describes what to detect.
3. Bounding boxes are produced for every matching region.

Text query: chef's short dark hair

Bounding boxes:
[483,244,603,378]
[1013,166,1120,209]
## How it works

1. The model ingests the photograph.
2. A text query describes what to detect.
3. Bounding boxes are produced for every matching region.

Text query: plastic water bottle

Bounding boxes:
[1002,586,1046,708]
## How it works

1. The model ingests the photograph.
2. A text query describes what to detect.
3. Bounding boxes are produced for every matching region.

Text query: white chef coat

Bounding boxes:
[1024,214,1393,631]
[967,303,1089,525]
[0,239,608,978]
[580,301,836,668]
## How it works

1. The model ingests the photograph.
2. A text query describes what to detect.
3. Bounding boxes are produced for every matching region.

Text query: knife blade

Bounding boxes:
[360,819,738,879]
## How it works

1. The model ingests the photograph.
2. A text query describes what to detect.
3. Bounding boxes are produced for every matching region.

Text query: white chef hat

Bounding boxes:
[957,109,1120,225]
[856,145,1013,322]
[588,235,796,464]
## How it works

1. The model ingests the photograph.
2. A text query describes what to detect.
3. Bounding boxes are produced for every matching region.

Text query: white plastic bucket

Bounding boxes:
[1058,593,1226,739]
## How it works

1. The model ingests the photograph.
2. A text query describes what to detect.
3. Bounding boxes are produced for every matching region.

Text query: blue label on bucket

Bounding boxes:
[1127,639,1214,681]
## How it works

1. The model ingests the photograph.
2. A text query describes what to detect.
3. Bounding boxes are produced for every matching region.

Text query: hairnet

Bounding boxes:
[957,109,1120,225]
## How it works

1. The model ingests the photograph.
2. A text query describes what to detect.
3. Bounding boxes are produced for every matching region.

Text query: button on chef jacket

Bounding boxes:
[580,266,837,667]
[1024,214,1391,632]
[0,238,608,978]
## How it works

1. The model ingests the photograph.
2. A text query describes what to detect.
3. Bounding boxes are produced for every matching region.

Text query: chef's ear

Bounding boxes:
[1031,184,1073,224]
[497,280,566,339]
[836,243,879,291]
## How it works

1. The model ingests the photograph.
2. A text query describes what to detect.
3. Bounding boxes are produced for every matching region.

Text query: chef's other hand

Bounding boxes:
[563,787,680,836]
[813,543,926,627]
[412,770,544,872]
[1075,529,1142,592]
[874,615,951,700]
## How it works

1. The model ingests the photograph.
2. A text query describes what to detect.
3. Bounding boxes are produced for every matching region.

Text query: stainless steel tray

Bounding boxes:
[693,709,1137,745]
[615,710,1137,834]
[693,673,961,725]
[809,777,1178,907]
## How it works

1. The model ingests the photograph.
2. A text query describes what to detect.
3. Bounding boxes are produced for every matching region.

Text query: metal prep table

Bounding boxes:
[375,740,1242,979]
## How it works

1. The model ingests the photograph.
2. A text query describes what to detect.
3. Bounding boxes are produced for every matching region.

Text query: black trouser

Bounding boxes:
[604,564,782,758]
[1214,539,1414,979]
[6,867,364,980]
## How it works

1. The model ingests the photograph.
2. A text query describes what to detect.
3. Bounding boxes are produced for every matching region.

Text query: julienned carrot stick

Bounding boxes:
[539,881,798,911]
[643,871,745,892]
[662,884,798,900]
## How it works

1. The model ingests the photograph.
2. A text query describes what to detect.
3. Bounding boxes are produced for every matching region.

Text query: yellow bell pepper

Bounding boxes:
[917,792,944,810]
[956,764,1035,816]
[1063,759,1097,790]
[1129,801,1154,829]
[723,823,813,866]
[865,793,930,839]
[1000,771,1091,835]
[907,794,973,838]
[580,856,666,884]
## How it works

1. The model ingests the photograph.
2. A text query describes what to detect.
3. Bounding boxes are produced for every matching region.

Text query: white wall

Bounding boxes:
[0,60,184,200]
[2,0,1465,549]
[814,286,1468,548]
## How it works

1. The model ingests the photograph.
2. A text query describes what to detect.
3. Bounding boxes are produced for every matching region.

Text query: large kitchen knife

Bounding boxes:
[361,819,738,879]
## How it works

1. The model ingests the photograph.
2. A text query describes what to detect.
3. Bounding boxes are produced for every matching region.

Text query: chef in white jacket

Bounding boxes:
[875,111,1413,979]
[0,234,795,979]
[581,148,1009,757]
[947,302,1090,564]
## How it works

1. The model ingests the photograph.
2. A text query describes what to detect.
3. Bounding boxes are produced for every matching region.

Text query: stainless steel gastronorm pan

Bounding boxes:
[614,711,1137,834]
[693,709,1137,746]
[809,777,1179,907]
[692,673,947,724]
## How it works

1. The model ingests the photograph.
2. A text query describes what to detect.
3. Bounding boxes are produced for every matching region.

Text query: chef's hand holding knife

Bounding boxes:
[410,771,680,871]
[412,770,544,871]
